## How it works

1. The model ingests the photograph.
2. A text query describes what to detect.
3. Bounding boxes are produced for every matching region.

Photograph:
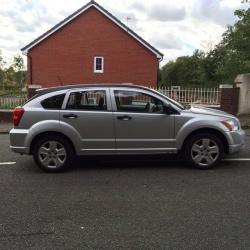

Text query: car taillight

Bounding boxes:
[12,107,24,126]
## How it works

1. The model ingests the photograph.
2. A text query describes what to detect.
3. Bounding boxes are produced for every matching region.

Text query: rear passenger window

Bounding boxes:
[41,94,65,109]
[66,90,107,111]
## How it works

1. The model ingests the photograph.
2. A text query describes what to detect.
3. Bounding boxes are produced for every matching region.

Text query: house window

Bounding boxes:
[94,57,104,73]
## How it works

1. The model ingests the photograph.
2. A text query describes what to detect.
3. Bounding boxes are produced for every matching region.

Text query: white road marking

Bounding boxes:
[223,158,250,162]
[0,162,16,165]
[0,159,249,166]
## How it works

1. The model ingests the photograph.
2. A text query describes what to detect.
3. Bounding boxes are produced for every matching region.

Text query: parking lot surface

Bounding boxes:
[0,133,250,249]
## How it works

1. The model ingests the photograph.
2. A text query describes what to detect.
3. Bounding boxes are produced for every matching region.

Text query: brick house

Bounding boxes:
[21,0,163,88]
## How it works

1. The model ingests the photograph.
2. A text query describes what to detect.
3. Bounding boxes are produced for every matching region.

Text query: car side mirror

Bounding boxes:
[163,104,179,115]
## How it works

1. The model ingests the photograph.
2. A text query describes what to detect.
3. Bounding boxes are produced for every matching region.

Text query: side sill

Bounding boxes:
[79,148,178,155]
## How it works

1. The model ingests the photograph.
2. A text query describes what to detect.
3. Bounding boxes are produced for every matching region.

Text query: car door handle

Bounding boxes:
[117,115,132,121]
[63,114,78,119]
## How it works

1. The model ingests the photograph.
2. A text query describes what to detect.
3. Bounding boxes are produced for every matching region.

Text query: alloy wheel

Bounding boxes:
[38,141,67,169]
[191,138,219,167]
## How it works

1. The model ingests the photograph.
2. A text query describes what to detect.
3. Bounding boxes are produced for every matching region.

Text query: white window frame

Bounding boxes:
[94,56,104,73]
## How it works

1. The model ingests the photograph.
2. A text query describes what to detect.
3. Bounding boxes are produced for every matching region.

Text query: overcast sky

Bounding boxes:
[0,0,247,66]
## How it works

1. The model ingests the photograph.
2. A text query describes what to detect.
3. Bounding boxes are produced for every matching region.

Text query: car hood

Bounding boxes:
[188,106,235,119]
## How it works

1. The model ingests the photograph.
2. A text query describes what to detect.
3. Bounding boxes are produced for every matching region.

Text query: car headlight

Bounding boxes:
[221,119,239,131]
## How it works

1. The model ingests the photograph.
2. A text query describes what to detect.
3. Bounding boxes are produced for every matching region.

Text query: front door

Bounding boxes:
[60,88,115,154]
[111,88,175,154]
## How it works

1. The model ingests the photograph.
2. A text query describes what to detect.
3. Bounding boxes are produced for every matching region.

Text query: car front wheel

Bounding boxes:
[185,133,224,169]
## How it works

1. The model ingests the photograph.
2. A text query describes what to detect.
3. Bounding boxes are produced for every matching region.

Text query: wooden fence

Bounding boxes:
[0,95,27,109]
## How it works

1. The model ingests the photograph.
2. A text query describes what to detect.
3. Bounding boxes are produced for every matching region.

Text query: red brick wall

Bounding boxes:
[27,7,159,88]
[220,88,240,115]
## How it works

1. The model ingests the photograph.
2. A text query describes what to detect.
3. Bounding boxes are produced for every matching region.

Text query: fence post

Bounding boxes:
[235,74,250,114]
[220,84,239,115]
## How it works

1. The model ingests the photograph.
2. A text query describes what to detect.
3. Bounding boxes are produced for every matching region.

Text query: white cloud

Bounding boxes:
[151,33,184,50]
[148,3,186,22]
[192,0,239,26]
[0,0,246,67]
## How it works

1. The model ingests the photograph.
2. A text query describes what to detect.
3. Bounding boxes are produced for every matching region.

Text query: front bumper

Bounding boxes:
[226,129,246,154]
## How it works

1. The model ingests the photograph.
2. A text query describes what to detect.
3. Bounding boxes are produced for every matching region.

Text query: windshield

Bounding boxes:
[149,88,185,110]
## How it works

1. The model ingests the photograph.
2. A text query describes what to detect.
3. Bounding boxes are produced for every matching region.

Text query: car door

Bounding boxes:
[111,88,176,154]
[60,88,115,154]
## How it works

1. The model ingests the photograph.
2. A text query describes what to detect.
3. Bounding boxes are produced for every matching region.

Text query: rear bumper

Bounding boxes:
[226,129,246,154]
[9,128,29,154]
[10,146,29,154]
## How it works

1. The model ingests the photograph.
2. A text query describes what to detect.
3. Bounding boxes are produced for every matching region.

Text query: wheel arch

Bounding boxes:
[30,131,76,155]
[181,128,229,154]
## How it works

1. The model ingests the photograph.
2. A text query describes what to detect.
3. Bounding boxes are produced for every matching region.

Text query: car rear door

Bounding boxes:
[60,88,115,154]
[110,87,176,154]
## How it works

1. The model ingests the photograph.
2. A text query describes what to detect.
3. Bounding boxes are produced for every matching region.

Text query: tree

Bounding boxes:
[4,67,15,86]
[159,2,250,87]
[160,50,207,87]
[12,55,26,89]
[211,4,250,83]
[0,50,6,90]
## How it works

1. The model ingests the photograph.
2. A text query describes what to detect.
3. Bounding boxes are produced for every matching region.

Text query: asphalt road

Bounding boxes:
[0,133,250,249]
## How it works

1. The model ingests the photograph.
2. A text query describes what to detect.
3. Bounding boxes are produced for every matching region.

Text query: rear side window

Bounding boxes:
[66,90,107,111]
[41,94,65,109]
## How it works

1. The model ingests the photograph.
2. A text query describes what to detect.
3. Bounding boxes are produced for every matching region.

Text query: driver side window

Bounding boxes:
[114,90,164,113]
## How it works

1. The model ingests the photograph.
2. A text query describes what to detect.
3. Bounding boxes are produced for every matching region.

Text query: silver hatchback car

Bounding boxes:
[10,84,245,172]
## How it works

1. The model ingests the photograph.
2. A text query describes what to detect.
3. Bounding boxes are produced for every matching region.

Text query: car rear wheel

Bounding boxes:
[33,135,74,172]
[185,133,224,169]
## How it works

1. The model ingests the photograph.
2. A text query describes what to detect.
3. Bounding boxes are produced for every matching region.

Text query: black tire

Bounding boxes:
[33,134,74,173]
[184,133,224,169]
